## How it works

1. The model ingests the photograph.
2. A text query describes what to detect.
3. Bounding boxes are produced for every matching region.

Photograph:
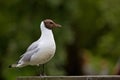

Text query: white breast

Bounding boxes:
[30,21,56,65]
[30,41,56,65]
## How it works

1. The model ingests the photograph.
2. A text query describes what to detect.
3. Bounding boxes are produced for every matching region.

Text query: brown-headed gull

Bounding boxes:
[9,19,61,74]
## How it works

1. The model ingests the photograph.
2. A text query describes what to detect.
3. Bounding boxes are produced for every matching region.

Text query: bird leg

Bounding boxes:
[39,64,46,76]
[42,64,45,75]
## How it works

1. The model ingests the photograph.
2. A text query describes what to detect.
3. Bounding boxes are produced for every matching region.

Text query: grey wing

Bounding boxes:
[20,48,39,62]
[27,41,38,51]
[19,41,39,62]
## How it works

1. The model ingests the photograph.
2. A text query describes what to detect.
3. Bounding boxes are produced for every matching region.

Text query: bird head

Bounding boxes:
[43,19,61,29]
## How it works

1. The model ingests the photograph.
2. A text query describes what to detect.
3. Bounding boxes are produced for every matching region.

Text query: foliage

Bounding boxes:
[0,0,120,80]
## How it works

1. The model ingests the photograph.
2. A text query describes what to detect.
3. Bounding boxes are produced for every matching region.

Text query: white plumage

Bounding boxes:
[10,19,61,68]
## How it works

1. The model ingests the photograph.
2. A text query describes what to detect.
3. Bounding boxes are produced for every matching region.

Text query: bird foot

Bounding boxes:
[40,73,46,76]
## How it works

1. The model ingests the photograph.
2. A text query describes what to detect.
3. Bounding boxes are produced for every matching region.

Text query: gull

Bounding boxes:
[9,19,61,75]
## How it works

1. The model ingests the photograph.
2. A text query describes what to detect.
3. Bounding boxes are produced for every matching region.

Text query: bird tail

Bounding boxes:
[9,64,17,68]
[9,63,27,68]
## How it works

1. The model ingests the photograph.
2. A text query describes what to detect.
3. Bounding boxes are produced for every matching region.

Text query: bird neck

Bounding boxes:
[39,22,54,40]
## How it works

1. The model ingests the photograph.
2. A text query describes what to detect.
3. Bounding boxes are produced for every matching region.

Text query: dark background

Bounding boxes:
[0,0,120,80]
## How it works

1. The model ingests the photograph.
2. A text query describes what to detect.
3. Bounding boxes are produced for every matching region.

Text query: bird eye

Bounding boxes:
[49,22,53,24]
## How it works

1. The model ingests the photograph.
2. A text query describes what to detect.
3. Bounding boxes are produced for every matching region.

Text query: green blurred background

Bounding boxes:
[0,0,120,80]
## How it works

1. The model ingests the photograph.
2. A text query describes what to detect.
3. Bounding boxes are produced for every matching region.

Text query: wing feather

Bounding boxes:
[19,41,39,62]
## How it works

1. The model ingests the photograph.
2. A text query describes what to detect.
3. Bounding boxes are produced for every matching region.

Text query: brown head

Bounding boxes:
[43,19,61,29]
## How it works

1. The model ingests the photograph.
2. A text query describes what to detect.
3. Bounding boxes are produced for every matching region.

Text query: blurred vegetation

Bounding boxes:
[0,0,120,80]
